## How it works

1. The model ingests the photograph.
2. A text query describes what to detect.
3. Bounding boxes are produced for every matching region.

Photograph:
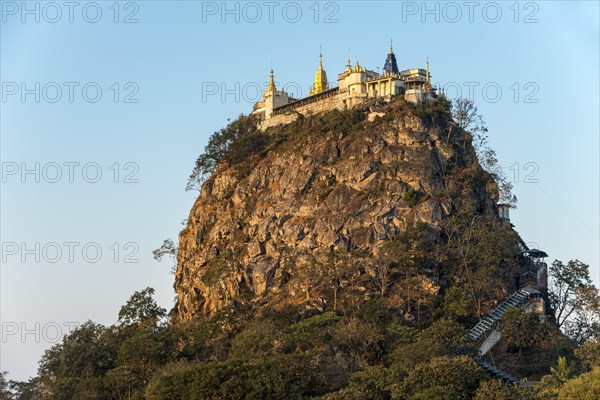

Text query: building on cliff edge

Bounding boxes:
[252,43,440,129]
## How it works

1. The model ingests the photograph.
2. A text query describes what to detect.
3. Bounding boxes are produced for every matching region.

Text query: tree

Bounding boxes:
[414,96,453,130]
[185,120,242,192]
[452,98,487,139]
[283,312,340,354]
[381,223,438,275]
[177,317,220,363]
[557,366,600,399]
[407,386,460,400]
[502,308,547,356]
[389,318,475,368]
[152,239,178,275]
[542,356,577,387]
[548,260,597,331]
[296,261,325,303]
[5,378,46,400]
[114,323,175,391]
[152,239,177,262]
[37,321,116,400]
[147,355,319,400]
[323,251,361,311]
[474,380,537,400]
[574,339,600,371]
[229,320,280,360]
[0,372,12,400]
[443,286,473,318]
[399,356,487,400]
[341,365,404,400]
[444,211,518,318]
[378,223,439,315]
[369,261,395,299]
[143,361,196,400]
[118,287,166,326]
[186,115,261,191]
[451,98,516,207]
[357,298,396,330]
[330,317,384,367]
[563,284,600,343]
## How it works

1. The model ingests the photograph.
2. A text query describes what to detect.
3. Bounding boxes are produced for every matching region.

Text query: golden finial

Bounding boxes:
[267,66,276,92]
[319,46,323,69]
[346,49,351,72]
[390,38,394,54]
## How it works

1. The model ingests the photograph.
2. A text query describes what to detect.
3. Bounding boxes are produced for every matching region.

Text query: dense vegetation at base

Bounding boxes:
[3,98,599,400]
[3,271,598,400]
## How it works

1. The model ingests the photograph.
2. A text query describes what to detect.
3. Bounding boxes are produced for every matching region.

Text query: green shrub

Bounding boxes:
[403,188,421,207]
[474,380,538,400]
[400,356,486,400]
[358,298,396,328]
[443,286,473,318]
[229,320,280,360]
[389,319,474,368]
[147,355,318,400]
[412,97,452,127]
[345,364,405,400]
[502,308,548,356]
[557,366,600,400]
[187,115,269,190]
[201,257,228,286]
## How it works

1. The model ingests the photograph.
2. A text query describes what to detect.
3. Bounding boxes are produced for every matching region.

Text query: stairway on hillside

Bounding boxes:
[467,272,542,385]
[479,361,521,384]
[467,287,539,342]
[466,237,547,384]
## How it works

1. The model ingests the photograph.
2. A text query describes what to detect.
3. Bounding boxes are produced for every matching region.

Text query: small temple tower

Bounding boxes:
[337,58,378,108]
[253,68,290,120]
[402,57,435,103]
[363,44,404,100]
[345,52,352,73]
[310,50,328,96]
[383,41,399,74]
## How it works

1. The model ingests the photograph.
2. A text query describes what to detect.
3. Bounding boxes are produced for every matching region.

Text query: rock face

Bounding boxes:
[174,101,497,322]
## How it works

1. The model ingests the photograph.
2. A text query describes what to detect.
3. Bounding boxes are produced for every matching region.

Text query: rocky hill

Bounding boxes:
[174,98,499,322]
[14,97,595,400]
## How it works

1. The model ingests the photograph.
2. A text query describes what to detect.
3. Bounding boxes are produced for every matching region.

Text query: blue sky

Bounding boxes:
[1,0,599,380]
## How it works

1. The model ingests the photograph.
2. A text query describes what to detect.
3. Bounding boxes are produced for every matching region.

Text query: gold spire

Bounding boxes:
[264,67,276,99]
[267,67,276,91]
[319,46,323,68]
[346,49,351,72]
[310,48,328,96]
[390,38,394,54]
[426,57,430,84]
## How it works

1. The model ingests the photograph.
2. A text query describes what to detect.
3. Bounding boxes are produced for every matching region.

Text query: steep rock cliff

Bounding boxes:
[174,99,498,322]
